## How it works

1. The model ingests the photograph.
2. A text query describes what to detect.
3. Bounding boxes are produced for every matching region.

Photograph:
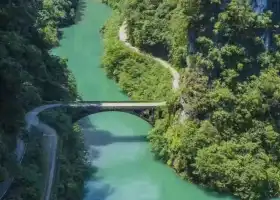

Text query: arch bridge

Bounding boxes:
[67,100,166,123]
[3,100,167,200]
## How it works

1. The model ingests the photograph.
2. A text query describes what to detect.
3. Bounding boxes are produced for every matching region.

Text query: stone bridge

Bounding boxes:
[0,100,166,200]
[65,100,166,124]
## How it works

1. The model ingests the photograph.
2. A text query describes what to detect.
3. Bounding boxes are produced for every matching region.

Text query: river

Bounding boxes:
[51,0,235,199]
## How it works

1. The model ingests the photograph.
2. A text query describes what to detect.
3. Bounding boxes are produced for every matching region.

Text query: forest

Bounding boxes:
[0,0,90,199]
[102,0,280,199]
[101,13,174,102]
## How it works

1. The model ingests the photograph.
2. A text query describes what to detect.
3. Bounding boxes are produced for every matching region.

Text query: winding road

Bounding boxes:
[2,2,270,200]
[25,104,61,200]
[0,104,60,200]
[119,22,180,91]
[0,20,183,200]
[1,101,165,200]
[119,21,187,121]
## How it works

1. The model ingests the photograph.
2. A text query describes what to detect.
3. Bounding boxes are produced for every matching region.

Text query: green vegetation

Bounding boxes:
[0,0,89,199]
[39,110,91,200]
[102,13,173,101]
[103,0,280,199]
[3,133,44,200]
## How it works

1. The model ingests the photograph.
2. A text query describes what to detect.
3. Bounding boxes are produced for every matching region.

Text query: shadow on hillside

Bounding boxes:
[202,187,236,199]
[142,43,169,61]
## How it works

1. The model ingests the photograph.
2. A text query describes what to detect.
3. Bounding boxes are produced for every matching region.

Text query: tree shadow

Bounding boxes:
[202,187,236,199]
[84,175,115,200]
[78,115,95,129]
[141,43,169,62]
[57,30,64,41]
[87,146,101,160]
[75,0,87,24]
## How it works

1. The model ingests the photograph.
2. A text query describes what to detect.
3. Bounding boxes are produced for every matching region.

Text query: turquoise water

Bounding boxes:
[52,0,235,199]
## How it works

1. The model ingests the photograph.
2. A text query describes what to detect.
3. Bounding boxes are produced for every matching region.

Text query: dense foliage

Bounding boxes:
[0,0,88,199]
[103,0,280,199]
[39,110,91,200]
[102,13,173,101]
[3,133,44,200]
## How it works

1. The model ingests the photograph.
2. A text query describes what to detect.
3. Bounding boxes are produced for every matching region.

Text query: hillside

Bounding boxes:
[0,0,89,199]
[102,0,280,199]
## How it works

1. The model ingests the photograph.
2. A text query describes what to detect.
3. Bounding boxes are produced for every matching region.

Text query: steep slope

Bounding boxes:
[102,0,280,199]
[0,0,89,199]
[119,21,180,90]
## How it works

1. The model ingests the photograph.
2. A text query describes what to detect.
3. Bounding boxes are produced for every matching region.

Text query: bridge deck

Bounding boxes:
[100,102,166,106]
[76,100,166,104]
[68,101,166,111]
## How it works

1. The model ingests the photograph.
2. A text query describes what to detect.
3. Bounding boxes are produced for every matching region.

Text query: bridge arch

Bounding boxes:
[7,101,166,200]
[66,101,166,125]
[72,108,159,125]
[25,101,166,131]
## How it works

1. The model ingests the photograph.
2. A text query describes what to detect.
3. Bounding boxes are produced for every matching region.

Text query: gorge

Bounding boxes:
[51,1,233,199]
[2,0,280,200]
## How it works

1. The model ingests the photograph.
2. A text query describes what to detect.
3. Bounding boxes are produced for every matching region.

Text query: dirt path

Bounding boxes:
[119,22,180,91]
[119,21,186,121]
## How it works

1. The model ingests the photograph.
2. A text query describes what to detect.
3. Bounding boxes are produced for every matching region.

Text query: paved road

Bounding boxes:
[1,101,165,200]
[25,104,60,200]
[38,123,57,200]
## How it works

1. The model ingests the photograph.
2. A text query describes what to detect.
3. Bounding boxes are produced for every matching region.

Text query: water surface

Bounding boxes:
[52,1,234,199]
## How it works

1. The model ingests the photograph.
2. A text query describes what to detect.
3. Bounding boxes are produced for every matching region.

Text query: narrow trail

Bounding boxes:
[119,22,180,91]
[119,21,186,121]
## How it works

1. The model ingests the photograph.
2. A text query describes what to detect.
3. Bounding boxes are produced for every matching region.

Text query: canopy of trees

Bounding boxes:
[0,0,89,199]
[39,110,91,200]
[101,13,174,102]
[103,0,280,199]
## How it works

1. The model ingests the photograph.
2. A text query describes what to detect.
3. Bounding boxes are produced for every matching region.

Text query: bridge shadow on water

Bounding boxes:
[80,117,116,199]
[83,130,147,146]
[79,116,148,147]
[79,115,148,199]
[79,117,236,200]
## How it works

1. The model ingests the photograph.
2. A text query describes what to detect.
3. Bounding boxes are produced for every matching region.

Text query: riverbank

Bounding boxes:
[100,9,236,200]
[0,0,89,198]
[101,1,280,199]
[51,1,233,199]
[101,13,175,103]
[118,21,188,122]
